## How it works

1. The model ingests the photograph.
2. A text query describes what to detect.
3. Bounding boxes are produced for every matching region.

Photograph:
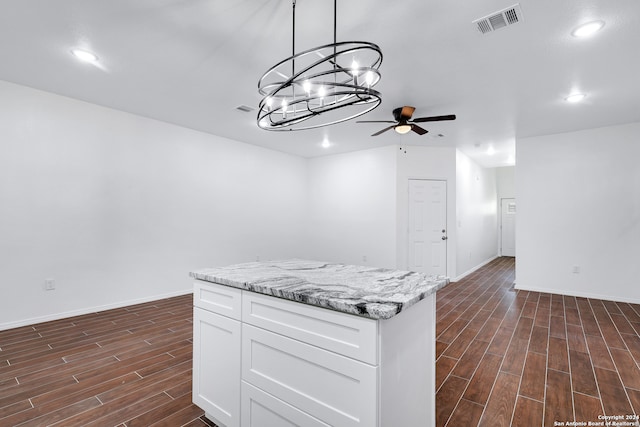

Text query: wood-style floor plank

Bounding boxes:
[463,352,502,405]
[574,393,604,424]
[520,351,546,401]
[544,369,573,427]
[435,375,468,427]
[443,398,484,427]
[511,396,543,427]
[568,350,599,397]
[478,372,519,427]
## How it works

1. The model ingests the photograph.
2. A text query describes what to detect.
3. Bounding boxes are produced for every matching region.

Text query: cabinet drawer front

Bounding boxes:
[193,307,241,427]
[242,292,378,364]
[242,324,377,427]
[194,281,242,320]
[241,381,331,427]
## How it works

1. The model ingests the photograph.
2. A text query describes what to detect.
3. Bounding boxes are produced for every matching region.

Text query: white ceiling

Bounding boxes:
[1,0,639,167]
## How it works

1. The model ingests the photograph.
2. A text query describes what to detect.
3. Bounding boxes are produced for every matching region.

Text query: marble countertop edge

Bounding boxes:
[190,259,449,320]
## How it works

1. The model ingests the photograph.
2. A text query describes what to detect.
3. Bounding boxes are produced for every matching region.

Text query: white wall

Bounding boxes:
[455,150,498,279]
[396,146,458,276]
[496,166,516,200]
[0,80,307,329]
[305,145,397,268]
[516,122,640,302]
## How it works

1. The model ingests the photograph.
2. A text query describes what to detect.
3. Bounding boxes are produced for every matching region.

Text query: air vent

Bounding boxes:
[235,104,254,113]
[473,4,523,34]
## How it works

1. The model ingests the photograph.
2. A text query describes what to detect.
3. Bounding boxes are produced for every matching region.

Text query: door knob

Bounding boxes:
[442,229,446,233]
[442,236,448,240]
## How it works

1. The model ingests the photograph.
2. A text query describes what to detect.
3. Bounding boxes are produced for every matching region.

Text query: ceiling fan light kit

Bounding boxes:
[257,0,383,131]
[394,124,412,134]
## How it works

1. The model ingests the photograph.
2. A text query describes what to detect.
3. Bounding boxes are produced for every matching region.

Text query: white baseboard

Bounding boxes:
[452,255,499,282]
[0,289,193,332]
[514,284,640,305]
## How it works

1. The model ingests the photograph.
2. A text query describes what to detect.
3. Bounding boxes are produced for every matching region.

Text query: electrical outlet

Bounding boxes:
[256,255,260,262]
[362,255,367,262]
[45,279,56,291]
[572,266,580,274]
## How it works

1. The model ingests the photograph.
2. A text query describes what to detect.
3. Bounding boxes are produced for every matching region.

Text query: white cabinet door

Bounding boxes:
[242,291,378,364]
[242,324,377,427]
[193,307,241,427]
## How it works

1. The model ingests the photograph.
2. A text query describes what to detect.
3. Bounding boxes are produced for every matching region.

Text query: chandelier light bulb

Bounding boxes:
[350,59,359,85]
[351,60,359,74]
[303,80,311,94]
[365,71,374,86]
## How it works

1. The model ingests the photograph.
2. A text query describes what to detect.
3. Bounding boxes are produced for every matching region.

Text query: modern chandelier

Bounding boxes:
[257,0,383,131]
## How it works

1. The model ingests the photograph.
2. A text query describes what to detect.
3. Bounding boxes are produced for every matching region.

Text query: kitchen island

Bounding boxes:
[190,259,448,427]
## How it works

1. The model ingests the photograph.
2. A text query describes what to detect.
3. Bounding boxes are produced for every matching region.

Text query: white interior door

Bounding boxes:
[501,198,516,257]
[408,180,447,276]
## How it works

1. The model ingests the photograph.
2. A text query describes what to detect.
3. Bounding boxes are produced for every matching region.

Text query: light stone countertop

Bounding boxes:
[190,259,449,320]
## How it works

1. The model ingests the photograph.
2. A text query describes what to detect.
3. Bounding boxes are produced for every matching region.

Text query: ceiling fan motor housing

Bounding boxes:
[392,107,413,121]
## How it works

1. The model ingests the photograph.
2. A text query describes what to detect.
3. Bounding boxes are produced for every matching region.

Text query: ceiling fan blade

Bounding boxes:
[371,125,396,136]
[411,124,429,135]
[356,120,396,124]
[400,106,415,119]
[411,114,456,123]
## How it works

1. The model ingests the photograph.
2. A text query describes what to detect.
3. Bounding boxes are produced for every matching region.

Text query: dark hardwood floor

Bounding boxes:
[0,294,212,426]
[436,257,640,427]
[1,257,639,426]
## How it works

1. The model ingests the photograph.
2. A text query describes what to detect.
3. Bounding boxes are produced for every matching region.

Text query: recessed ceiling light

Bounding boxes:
[321,138,330,148]
[565,93,586,103]
[71,49,99,63]
[571,20,605,38]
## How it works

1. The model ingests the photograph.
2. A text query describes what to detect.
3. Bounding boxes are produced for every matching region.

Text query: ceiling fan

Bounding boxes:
[356,106,456,136]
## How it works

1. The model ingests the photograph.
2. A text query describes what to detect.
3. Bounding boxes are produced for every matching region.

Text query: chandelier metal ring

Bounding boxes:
[257,0,383,131]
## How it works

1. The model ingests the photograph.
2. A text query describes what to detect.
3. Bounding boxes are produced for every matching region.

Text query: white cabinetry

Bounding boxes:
[193,280,436,427]
[193,282,242,427]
